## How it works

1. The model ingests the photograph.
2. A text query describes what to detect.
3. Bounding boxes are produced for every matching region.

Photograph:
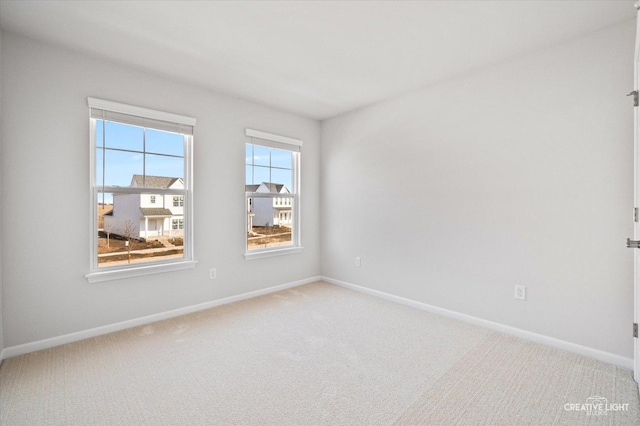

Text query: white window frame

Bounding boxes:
[86,97,197,283]
[244,128,303,260]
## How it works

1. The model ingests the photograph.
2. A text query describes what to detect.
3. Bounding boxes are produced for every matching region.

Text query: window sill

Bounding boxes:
[86,260,198,283]
[244,246,303,260]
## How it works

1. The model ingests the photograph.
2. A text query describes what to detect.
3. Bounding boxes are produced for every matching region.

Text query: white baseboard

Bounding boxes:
[3,275,632,370]
[1,276,321,361]
[322,276,634,370]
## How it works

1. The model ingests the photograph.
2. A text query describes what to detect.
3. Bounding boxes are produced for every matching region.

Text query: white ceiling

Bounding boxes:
[0,1,635,120]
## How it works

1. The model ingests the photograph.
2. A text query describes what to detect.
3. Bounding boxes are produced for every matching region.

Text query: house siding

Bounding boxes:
[104,193,142,236]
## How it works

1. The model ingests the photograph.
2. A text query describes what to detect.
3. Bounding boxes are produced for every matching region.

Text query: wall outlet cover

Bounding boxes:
[515,285,526,300]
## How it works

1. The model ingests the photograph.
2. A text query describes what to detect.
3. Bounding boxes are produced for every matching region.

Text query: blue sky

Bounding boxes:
[96,120,294,205]
[96,120,184,203]
[245,144,293,190]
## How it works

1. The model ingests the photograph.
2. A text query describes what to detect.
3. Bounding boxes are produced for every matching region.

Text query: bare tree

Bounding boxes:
[103,221,113,248]
[120,220,137,263]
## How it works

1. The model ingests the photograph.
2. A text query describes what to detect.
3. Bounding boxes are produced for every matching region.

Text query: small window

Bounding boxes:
[173,196,184,207]
[245,129,302,259]
[87,98,196,283]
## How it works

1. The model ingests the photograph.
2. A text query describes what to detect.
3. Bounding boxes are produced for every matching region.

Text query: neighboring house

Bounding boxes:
[246,182,292,229]
[104,175,184,239]
[246,184,259,233]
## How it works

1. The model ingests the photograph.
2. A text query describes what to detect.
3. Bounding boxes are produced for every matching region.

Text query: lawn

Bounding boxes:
[97,233,184,265]
[98,249,184,264]
[248,226,292,248]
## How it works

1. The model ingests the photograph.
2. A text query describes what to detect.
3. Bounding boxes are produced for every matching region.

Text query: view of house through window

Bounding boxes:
[245,131,300,253]
[92,104,192,269]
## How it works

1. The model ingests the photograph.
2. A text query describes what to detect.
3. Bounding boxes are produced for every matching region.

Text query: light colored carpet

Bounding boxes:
[0,281,638,425]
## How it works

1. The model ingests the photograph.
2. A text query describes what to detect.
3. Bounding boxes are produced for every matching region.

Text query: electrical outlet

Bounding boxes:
[209,269,216,279]
[355,257,361,267]
[515,285,526,301]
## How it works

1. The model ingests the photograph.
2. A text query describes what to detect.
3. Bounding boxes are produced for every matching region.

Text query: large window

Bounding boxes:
[245,128,302,259]
[86,98,196,282]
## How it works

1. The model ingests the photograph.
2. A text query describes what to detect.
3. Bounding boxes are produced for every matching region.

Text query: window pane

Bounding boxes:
[172,195,185,207]
[96,148,104,187]
[271,168,292,191]
[145,154,184,182]
[97,191,113,206]
[91,101,194,275]
[96,120,104,147]
[271,149,292,170]
[253,166,270,185]
[246,144,253,165]
[247,195,293,250]
[253,145,270,167]
[246,165,254,186]
[98,192,185,268]
[104,149,143,187]
[97,193,113,231]
[105,121,143,151]
[244,140,299,254]
[146,129,184,157]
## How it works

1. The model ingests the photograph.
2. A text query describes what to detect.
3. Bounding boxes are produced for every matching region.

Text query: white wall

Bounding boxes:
[0,28,4,355]
[321,20,636,358]
[0,32,320,348]
[1,19,635,362]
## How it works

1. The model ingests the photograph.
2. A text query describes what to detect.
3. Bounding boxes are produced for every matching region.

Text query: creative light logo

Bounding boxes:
[564,396,629,416]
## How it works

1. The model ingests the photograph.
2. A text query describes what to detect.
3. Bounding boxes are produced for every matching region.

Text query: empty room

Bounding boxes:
[1,1,640,424]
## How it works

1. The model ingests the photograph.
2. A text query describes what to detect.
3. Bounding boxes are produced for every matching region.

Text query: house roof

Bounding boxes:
[131,175,181,189]
[140,208,173,217]
[246,182,290,193]
[262,183,285,193]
